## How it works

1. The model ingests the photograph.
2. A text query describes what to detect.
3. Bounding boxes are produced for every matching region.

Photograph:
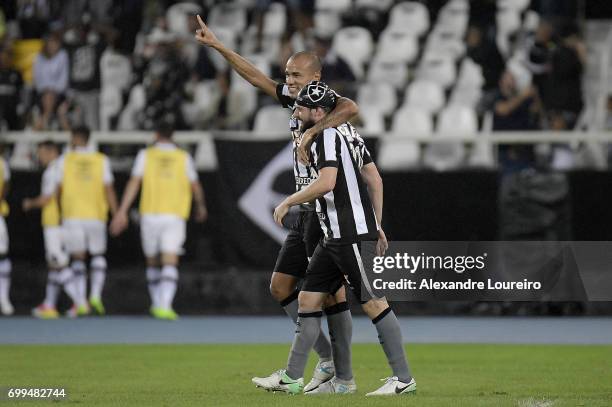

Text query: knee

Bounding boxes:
[269,281,291,302]
[362,297,389,319]
[298,291,324,312]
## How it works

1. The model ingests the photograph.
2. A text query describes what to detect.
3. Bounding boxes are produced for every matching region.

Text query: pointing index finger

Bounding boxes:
[196,14,206,30]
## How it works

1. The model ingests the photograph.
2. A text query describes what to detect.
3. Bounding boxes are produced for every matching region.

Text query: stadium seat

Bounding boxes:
[367,59,408,90]
[356,82,397,116]
[449,86,482,108]
[117,85,145,130]
[417,55,456,89]
[253,105,291,134]
[240,31,281,64]
[377,138,421,170]
[314,11,342,38]
[230,54,271,86]
[262,2,287,37]
[391,106,433,136]
[208,28,237,71]
[497,0,530,12]
[456,58,485,89]
[496,7,521,37]
[208,2,247,33]
[355,107,386,134]
[403,80,445,114]
[332,27,374,79]
[193,80,223,123]
[387,2,430,37]
[10,140,35,169]
[316,0,352,13]
[375,29,419,64]
[467,138,495,168]
[436,1,469,38]
[423,105,477,171]
[99,86,123,131]
[167,2,202,36]
[424,29,466,61]
[100,48,132,92]
[523,10,540,33]
[226,85,258,128]
[356,0,394,12]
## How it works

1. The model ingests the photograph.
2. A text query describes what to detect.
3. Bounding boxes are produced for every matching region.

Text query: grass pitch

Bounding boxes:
[1,344,611,406]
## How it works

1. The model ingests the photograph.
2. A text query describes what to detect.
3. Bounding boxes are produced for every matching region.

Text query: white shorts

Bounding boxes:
[0,216,8,254]
[43,226,69,267]
[140,214,186,258]
[63,219,107,255]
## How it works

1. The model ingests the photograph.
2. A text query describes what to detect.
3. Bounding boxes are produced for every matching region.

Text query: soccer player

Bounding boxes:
[24,140,80,319]
[0,147,12,316]
[268,82,417,396]
[195,15,358,391]
[56,126,118,316]
[109,123,207,320]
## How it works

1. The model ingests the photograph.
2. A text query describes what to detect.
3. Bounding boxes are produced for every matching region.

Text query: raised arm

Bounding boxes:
[195,15,278,99]
[297,97,359,164]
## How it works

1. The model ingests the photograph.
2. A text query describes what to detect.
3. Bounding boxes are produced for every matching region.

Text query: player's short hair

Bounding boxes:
[38,139,59,151]
[155,121,174,140]
[72,125,91,142]
[290,51,322,74]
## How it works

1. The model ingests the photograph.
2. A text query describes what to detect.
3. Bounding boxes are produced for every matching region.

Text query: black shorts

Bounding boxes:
[303,240,377,303]
[272,210,322,278]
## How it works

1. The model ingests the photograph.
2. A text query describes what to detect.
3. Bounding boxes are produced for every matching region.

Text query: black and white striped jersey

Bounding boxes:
[310,123,379,244]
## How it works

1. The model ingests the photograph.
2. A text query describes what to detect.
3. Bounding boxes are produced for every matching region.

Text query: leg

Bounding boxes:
[324,284,353,382]
[145,256,161,310]
[63,221,90,314]
[87,221,108,314]
[155,217,185,319]
[0,216,12,315]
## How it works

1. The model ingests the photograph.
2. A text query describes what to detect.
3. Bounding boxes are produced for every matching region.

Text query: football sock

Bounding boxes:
[373,307,412,383]
[159,265,178,310]
[325,301,353,381]
[286,311,322,380]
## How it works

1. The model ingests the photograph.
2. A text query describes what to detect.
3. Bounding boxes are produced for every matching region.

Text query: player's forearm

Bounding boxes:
[117,178,141,214]
[284,178,333,207]
[362,165,384,225]
[306,97,359,136]
[30,194,54,209]
[212,44,277,99]
[106,185,119,216]
[191,182,207,208]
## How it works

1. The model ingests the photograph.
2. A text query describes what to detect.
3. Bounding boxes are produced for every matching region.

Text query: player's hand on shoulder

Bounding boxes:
[376,228,388,256]
[194,15,220,48]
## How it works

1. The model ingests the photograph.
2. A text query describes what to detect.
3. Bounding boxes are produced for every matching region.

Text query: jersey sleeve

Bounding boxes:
[102,156,114,184]
[275,83,295,109]
[41,164,58,196]
[2,160,10,181]
[131,150,146,177]
[185,154,198,182]
[316,128,339,170]
[362,145,373,165]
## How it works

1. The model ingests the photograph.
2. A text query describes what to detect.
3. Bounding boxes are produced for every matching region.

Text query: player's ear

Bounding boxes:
[313,70,321,81]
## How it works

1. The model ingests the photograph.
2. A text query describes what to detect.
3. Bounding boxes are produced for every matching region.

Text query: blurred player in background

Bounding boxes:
[24,140,80,319]
[195,15,358,391]
[0,145,12,316]
[57,126,118,317]
[110,123,207,320]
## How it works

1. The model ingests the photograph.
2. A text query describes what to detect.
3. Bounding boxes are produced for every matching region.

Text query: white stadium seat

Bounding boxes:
[314,11,342,38]
[99,86,123,131]
[377,138,421,170]
[100,48,132,92]
[456,58,484,89]
[230,54,271,88]
[417,55,456,89]
[436,0,469,38]
[356,0,394,12]
[403,80,445,114]
[263,2,286,37]
[449,86,482,108]
[375,29,419,64]
[423,105,478,171]
[367,59,408,90]
[167,2,202,36]
[208,28,237,71]
[497,0,531,12]
[391,107,433,136]
[332,27,374,79]
[208,2,247,33]
[240,30,281,63]
[523,10,540,33]
[316,0,352,13]
[226,85,258,128]
[424,29,466,60]
[117,85,146,130]
[355,107,386,134]
[357,82,397,116]
[497,7,522,37]
[387,2,430,37]
[253,105,290,134]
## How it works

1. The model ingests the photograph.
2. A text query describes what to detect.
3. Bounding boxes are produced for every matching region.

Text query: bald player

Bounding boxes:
[195,16,358,392]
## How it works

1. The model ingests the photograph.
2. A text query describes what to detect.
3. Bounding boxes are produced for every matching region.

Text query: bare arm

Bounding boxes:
[0,181,9,202]
[109,177,140,236]
[361,162,383,226]
[495,86,535,116]
[191,180,208,222]
[22,194,54,211]
[105,184,119,216]
[297,97,359,164]
[274,167,337,225]
[195,15,278,99]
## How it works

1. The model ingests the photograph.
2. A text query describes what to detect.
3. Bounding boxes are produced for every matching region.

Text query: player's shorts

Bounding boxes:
[43,226,69,267]
[140,214,186,258]
[273,210,322,278]
[303,240,378,303]
[63,219,107,255]
[0,216,8,254]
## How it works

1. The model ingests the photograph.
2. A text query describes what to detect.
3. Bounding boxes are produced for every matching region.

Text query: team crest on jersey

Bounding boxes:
[306,83,327,102]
